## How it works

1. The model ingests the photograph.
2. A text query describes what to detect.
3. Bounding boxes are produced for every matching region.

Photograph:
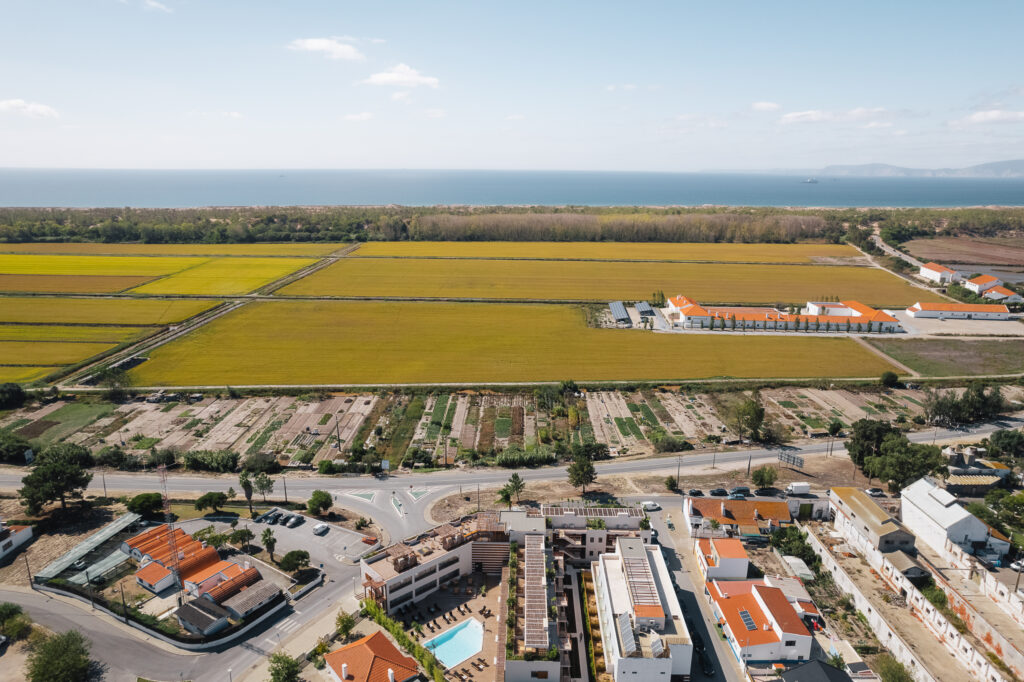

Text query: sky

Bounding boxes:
[2,0,1024,171]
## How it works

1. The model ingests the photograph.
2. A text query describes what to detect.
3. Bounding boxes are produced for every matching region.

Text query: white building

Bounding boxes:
[694,537,750,580]
[593,537,692,682]
[918,262,961,284]
[705,579,813,666]
[983,285,1023,303]
[900,478,1010,560]
[963,274,1001,295]
[0,518,32,562]
[665,295,901,332]
[905,302,1011,319]
[829,487,916,555]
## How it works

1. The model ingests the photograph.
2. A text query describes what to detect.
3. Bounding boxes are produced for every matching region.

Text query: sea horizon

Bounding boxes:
[1,168,1024,209]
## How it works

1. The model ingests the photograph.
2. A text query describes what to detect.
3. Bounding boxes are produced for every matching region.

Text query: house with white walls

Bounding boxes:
[918,262,961,284]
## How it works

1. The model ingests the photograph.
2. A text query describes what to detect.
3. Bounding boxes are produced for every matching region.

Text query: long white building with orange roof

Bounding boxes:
[664,296,901,332]
[983,285,1024,303]
[918,262,961,284]
[906,301,1011,319]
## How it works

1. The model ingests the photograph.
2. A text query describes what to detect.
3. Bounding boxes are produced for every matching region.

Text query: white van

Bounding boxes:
[641,501,661,511]
[312,523,329,536]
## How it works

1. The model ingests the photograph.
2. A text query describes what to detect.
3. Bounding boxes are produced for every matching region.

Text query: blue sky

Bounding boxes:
[2,0,1023,170]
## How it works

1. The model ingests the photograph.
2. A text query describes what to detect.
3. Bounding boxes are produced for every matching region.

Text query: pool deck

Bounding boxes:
[394,573,502,682]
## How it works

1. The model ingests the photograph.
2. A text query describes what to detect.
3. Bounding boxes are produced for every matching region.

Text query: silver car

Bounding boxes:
[286,515,304,528]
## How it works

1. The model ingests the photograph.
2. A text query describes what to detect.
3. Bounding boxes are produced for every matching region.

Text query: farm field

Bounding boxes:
[280,257,941,306]
[0,297,218,325]
[131,300,897,385]
[129,256,316,295]
[0,325,150,343]
[0,253,315,295]
[904,236,1024,266]
[0,274,152,293]
[0,242,345,256]
[0,340,117,366]
[0,366,58,382]
[868,338,1024,376]
[353,241,864,263]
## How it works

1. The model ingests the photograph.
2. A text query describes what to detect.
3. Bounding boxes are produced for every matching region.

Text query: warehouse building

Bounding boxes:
[905,302,1011,319]
[918,262,961,284]
[609,301,631,327]
[665,296,901,332]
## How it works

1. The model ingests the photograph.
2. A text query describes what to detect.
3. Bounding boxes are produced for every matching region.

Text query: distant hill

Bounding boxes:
[819,160,1024,178]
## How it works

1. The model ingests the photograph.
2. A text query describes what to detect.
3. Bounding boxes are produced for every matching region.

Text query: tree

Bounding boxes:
[0,382,27,409]
[864,434,947,492]
[18,449,94,514]
[873,654,913,682]
[568,454,596,494]
[194,491,228,513]
[269,652,301,682]
[507,473,525,502]
[96,366,131,402]
[279,550,310,573]
[26,630,93,682]
[880,371,900,388]
[665,475,679,492]
[989,429,1024,460]
[253,471,274,502]
[238,470,254,515]
[192,524,229,550]
[38,443,93,469]
[307,489,332,515]
[827,419,843,457]
[126,492,164,517]
[751,465,777,490]
[844,419,900,468]
[729,395,765,443]
[262,527,277,561]
[0,429,31,465]
[336,610,356,639]
[230,527,255,553]
[496,485,514,510]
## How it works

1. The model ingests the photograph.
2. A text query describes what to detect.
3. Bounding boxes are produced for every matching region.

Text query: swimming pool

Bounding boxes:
[423,617,484,668]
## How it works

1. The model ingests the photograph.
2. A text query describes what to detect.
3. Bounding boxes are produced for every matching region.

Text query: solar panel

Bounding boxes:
[649,634,664,657]
[739,610,757,631]
[617,612,637,656]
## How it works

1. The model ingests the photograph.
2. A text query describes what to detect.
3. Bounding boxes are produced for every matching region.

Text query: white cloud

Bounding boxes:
[391,91,411,101]
[142,0,172,13]
[862,121,893,129]
[187,110,243,120]
[343,112,373,121]
[288,38,365,61]
[361,63,439,88]
[675,114,727,129]
[751,101,780,112]
[960,109,1024,124]
[780,107,886,124]
[370,38,387,44]
[424,108,446,118]
[606,84,637,92]
[506,113,525,120]
[0,98,59,119]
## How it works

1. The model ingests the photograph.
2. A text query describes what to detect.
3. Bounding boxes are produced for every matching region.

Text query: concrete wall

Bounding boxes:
[505,659,560,682]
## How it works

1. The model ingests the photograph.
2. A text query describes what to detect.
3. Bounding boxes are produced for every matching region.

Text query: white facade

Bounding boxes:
[906,302,1011,320]
[901,478,1006,559]
[983,287,1024,303]
[918,263,960,284]
[593,538,692,682]
[694,538,749,580]
[505,660,560,682]
[964,276,1002,294]
[0,520,32,561]
[363,541,473,614]
[705,581,813,666]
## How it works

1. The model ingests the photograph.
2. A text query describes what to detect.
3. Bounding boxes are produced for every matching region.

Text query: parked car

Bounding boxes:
[709,488,728,497]
[1009,560,1024,572]
[286,515,304,528]
[687,489,704,497]
[312,523,329,536]
[726,493,746,500]
[698,648,715,677]
[641,501,661,511]
[72,560,87,571]
[0,633,8,653]
[267,512,283,525]
[729,486,750,496]
[866,488,886,498]
[685,618,705,652]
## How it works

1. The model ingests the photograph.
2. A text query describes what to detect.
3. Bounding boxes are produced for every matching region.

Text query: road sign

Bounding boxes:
[381,459,390,471]
[24,449,33,465]
[778,452,805,468]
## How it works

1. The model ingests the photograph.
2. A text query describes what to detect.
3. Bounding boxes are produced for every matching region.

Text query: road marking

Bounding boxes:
[277,617,302,633]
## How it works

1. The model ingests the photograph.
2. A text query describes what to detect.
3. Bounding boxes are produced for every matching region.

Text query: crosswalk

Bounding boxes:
[276,616,302,634]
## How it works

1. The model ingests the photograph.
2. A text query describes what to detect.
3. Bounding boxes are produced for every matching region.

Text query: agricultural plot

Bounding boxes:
[868,338,1024,377]
[0,340,117,366]
[129,256,316,295]
[799,388,925,423]
[586,392,647,452]
[130,301,898,385]
[0,274,152,293]
[0,297,218,325]
[656,392,732,441]
[0,242,344,256]
[904,237,1024,266]
[0,366,58,383]
[353,241,864,264]
[761,388,842,436]
[280,257,937,306]
[0,325,150,343]
[11,401,115,447]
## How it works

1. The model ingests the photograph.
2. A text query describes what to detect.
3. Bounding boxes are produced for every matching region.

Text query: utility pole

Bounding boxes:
[119,583,129,624]
[676,456,681,489]
[23,553,31,587]
[746,451,752,476]
[477,484,480,512]
[283,475,288,503]
[102,472,107,498]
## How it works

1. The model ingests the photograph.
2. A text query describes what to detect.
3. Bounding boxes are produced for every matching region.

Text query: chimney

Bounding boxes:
[720,502,726,516]
[343,663,349,679]
[388,669,396,682]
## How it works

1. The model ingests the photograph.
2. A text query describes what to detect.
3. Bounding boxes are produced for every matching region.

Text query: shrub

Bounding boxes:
[182,450,239,473]
[126,492,163,516]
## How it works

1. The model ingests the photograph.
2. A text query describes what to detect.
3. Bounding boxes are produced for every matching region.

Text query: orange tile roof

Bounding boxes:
[135,561,172,586]
[754,585,809,637]
[711,589,778,647]
[911,302,1009,313]
[124,524,170,550]
[204,567,261,603]
[840,300,898,323]
[689,498,792,526]
[985,285,1019,298]
[697,538,716,567]
[921,262,956,274]
[174,546,220,578]
[634,604,665,619]
[184,560,242,587]
[711,538,748,560]
[968,275,999,286]
[324,631,419,682]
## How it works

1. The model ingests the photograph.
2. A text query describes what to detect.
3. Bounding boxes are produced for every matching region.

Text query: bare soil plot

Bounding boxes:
[761,388,839,437]
[904,236,1024,266]
[869,338,1024,377]
[459,398,480,451]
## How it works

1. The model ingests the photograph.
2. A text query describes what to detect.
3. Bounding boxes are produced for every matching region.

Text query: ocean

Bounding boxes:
[0,169,1023,208]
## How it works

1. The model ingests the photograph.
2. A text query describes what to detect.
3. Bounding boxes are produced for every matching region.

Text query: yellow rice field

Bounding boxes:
[0,254,207,277]
[354,241,861,263]
[0,274,154,293]
[130,257,316,295]
[0,366,58,382]
[0,341,117,366]
[131,301,897,385]
[0,242,345,256]
[0,298,218,325]
[281,258,940,306]
[0,325,151,343]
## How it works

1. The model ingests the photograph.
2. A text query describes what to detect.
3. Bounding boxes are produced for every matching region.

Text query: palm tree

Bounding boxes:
[507,473,525,502]
[262,527,276,561]
[496,485,514,510]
